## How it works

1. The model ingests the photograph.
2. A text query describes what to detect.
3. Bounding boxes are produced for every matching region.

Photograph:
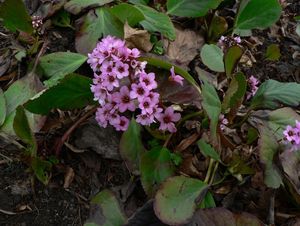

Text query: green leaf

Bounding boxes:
[0,89,6,126]
[222,72,247,111]
[25,74,94,115]
[39,52,87,87]
[200,44,225,72]
[154,176,208,225]
[134,4,176,40]
[201,81,221,141]
[208,14,228,42]
[31,157,52,185]
[188,208,264,225]
[75,7,123,55]
[251,80,300,109]
[138,56,201,94]
[129,0,149,5]
[199,191,216,208]
[296,23,300,37]
[197,139,221,162]
[52,10,73,28]
[250,107,300,140]
[0,0,33,33]
[110,3,145,27]
[1,74,43,136]
[235,0,281,30]
[258,126,282,188]
[64,0,114,15]
[265,44,281,61]
[89,190,126,226]
[167,0,222,18]
[140,147,175,195]
[119,119,145,171]
[224,45,244,78]
[13,106,37,156]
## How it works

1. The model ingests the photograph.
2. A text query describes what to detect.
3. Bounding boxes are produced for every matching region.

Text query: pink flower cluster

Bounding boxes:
[283,121,300,151]
[246,75,259,100]
[219,114,229,131]
[88,36,182,132]
[218,36,241,50]
[32,16,43,30]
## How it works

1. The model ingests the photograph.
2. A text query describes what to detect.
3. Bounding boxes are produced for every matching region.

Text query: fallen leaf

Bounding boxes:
[124,22,153,52]
[175,133,200,152]
[63,166,75,189]
[164,27,204,67]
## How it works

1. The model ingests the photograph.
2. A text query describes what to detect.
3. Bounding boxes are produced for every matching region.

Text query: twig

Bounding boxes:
[30,40,49,74]
[0,209,17,215]
[55,107,97,156]
[0,31,8,37]
[0,152,13,162]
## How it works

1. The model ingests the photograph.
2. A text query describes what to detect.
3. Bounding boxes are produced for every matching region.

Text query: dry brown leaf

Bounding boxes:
[164,27,204,67]
[179,155,203,177]
[124,22,153,52]
[175,133,199,152]
[63,166,75,189]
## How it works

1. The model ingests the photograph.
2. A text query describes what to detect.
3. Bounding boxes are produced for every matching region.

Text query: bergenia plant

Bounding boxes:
[88,36,182,132]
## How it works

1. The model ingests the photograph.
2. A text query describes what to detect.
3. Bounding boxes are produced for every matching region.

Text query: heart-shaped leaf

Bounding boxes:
[39,52,87,87]
[140,147,175,195]
[197,139,221,162]
[167,0,222,18]
[200,44,225,72]
[154,176,208,225]
[235,0,281,30]
[251,80,300,109]
[25,74,94,115]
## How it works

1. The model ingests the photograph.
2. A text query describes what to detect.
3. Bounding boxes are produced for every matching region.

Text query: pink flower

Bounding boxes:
[139,72,157,90]
[116,86,135,113]
[283,125,297,142]
[130,83,150,100]
[129,48,140,58]
[114,116,129,131]
[102,74,119,91]
[157,107,181,133]
[234,36,241,44]
[113,61,129,79]
[100,61,114,75]
[147,92,160,105]
[139,97,156,115]
[136,113,154,126]
[219,114,228,131]
[90,84,108,105]
[247,75,259,100]
[169,66,184,86]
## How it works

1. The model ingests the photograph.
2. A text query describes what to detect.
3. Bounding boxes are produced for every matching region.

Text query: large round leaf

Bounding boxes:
[167,0,222,18]
[235,0,281,30]
[154,176,208,225]
[200,44,224,72]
